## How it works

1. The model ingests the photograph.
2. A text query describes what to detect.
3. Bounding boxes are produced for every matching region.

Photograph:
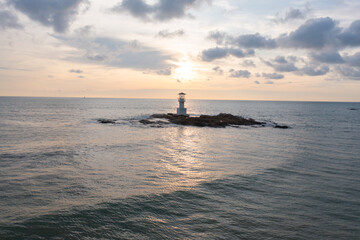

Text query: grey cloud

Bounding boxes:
[0,10,23,30]
[300,65,329,76]
[229,48,254,58]
[265,80,274,84]
[274,6,309,23]
[155,0,198,21]
[201,47,253,61]
[337,66,360,80]
[229,69,251,78]
[74,25,93,36]
[112,0,209,22]
[53,34,173,71]
[254,80,260,84]
[157,29,184,38]
[338,20,360,47]
[344,52,360,67]
[207,30,227,44]
[9,0,88,33]
[212,66,223,75]
[69,69,83,73]
[242,60,256,67]
[87,54,107,61]
[156,68,172,75]
[274,56,287,63]
[278,17,338,49]
[201,47,228,61]
[232,33,277,49]
[112,0,152,20]
[262,72,284,79]
[264,56,298,72]
[311,51,344,64]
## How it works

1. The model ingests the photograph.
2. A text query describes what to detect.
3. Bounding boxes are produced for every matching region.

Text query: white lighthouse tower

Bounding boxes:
[177,92,187,116]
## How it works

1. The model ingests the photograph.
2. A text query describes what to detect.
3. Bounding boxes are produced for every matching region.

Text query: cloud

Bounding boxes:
[338,20,360,47]
[112,0,152,20]
[87,54,107,61]
[207,30,227,44]
[212,66,223,75]
[155,68,172,75]
[344,52,360,67]
[254,80,260,84]
[278,17,338,49]
[0,10,23,30]
[242,60,256,67]
[229,69,251,78]
[69,69,83,73]
[229,48,254,58]
[336,66,360,80]
[310,51,344,64]
[112,0,209,22]
[232,33,277,49]
[157,29,184,38]
[262,72,284,79]
[265,80,274,84]
[52,34,174,71]
[201,47,228,61]
[74,25,93,36]
[9,0,89,33]
[201,47,253,61]
[264,56,298,72]
[274,6,310,23]
[300,65,329,76]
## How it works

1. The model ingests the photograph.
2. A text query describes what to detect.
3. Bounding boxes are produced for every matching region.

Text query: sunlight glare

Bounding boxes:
[173,60,196,81]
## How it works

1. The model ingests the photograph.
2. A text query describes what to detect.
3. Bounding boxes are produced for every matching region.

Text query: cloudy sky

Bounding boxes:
[1,0,360,101]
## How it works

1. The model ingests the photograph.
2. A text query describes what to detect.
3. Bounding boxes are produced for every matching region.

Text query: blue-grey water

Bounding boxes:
[0,97,359,239]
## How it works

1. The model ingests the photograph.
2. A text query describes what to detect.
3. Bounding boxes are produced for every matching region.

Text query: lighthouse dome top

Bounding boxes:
[178,92,186,96]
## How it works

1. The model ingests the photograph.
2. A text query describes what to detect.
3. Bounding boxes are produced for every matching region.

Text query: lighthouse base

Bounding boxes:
[177,108,187,116]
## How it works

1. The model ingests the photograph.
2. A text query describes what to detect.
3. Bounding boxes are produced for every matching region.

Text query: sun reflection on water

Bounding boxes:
[157,126,215,190]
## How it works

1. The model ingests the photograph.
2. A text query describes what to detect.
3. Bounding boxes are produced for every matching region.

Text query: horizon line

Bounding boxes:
[1,95,359,103]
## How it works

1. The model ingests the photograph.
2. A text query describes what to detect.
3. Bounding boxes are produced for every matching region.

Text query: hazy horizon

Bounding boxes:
[1,95,360,103]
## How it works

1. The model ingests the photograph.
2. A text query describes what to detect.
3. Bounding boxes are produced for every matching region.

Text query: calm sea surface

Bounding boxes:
[0,97,359,239]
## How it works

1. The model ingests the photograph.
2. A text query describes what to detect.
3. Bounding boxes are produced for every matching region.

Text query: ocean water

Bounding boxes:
[0,97,359,239]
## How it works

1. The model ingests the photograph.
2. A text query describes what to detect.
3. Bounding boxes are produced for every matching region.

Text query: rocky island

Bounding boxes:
[97,93,289,129]
[139,113,289,128]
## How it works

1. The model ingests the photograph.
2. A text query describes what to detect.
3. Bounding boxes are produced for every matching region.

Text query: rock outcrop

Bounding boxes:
[143,113,264,128]
[97,119,117,124]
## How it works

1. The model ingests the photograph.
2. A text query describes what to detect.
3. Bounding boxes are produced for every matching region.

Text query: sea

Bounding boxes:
[0,96,359,239]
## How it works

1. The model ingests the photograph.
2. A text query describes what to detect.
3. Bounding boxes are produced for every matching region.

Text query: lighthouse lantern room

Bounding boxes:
[177,92,187,116]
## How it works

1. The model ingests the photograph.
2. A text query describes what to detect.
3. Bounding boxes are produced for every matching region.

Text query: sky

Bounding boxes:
[0,0,360,101]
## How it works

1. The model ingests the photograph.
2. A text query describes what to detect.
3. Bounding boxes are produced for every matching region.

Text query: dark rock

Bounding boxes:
[274,125,289,129]
[141,113,265,128]
[97,119,117,124]
[139,119,153,124]
[349,108,358,111]
[140,119,169,125]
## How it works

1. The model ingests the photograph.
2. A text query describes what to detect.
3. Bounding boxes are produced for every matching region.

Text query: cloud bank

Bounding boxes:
[202,16,360,81]
[52,34,174,72]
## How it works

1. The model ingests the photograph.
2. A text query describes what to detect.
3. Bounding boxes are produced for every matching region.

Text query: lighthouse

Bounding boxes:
[177,92,187,116]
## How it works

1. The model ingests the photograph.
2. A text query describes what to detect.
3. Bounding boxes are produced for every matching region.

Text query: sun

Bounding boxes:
[173,60,196,81]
